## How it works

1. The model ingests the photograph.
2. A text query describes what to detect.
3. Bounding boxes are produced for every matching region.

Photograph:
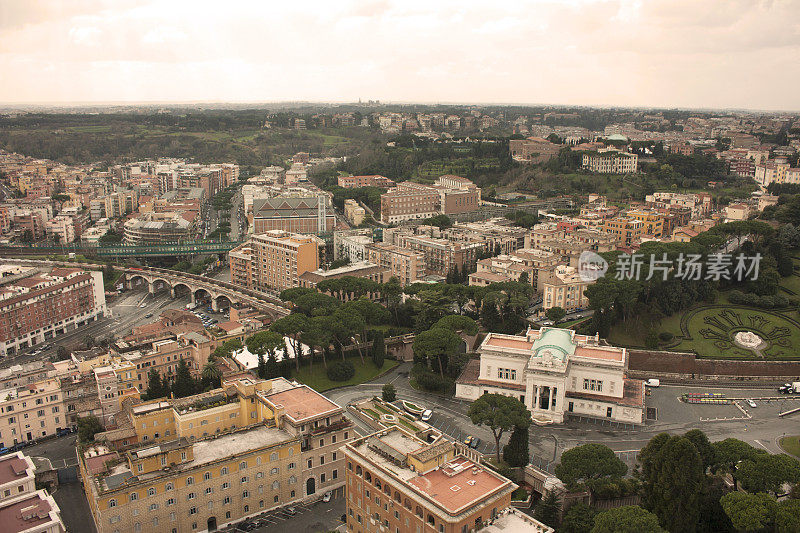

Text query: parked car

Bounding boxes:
[322,490,332,502]
[57,428,71,437]
[747,399,757,408]
[470,438,481,449]
[463,436,473,446]
[421,409,433,422]
[645,379,660,387]
[144,313,153,318]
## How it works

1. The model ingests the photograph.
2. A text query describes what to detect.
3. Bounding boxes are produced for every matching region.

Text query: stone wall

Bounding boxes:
[628,349,800,383]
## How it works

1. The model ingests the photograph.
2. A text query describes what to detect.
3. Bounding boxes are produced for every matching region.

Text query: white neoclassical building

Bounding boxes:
[456,327,645,425]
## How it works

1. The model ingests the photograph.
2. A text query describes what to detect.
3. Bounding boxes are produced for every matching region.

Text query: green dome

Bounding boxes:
[530,328,576,363]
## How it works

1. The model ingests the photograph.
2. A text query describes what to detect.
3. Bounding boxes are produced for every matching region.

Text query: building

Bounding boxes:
[334,231,373,262]
[0,452,36,499]
[625,210,664,238]
[344,426,521,533]
[601,217,645,247]
[541,265,592,312]
[0,489,64,533]
[344,200,366,226]
[82,377,353,533]
[365,243,425,286]
[434,176,481,216]
[0,267,107,357]
[299,261,388,292]
[754,160,791,187]
[509,137,562,163]
[123,212,194,245]
[644,192,712,219]
[251,196,335,235]
[724,203,751,222]
[394,233,482,278]
[337,175,395,189]
[0,378,69,446]
[581,150,638,174]
[380,183,440,224]
[229,231,320,292]
[456,327,645,425]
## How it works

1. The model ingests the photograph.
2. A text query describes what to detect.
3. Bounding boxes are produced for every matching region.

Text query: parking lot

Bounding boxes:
[225,488,345,533]
[424,411,496,456]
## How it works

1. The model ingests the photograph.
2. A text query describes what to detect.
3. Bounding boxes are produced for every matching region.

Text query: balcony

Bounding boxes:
[307,417,353,437]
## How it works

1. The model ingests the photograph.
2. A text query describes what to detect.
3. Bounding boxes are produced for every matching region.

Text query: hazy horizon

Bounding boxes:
[2,0,799,111]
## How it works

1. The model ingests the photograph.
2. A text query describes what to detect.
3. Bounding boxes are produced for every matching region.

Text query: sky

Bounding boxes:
[1,0,799,110]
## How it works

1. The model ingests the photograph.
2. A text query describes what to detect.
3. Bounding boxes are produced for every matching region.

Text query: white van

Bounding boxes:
[421,410,433,422]
[645,379,660,387]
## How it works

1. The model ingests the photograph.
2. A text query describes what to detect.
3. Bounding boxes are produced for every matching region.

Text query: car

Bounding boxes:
[540,319,554,326]
[57,428,71,437]
[144,313,153,318]
[463,436,473,446]
[322,490,332,502]
[747,399,757,408]
[285,507,297,516]
[469,437,481,449]
[421,409,433,422]
[139,303,147,308]
[645,379,660,387]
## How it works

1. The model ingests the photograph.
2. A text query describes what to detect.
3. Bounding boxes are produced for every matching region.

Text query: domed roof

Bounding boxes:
[530,328,576,363]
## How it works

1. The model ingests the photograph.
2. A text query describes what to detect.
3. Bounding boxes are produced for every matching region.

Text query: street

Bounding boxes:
[325,363,800,473]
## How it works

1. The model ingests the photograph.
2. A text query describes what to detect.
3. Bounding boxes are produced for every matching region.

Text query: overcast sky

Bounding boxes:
[1,0,799,110]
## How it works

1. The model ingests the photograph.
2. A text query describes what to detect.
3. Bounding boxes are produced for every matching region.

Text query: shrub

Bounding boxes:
[326,361,355,382]
[644,330,659,349]
[414,371,446,392]
[382,383,396,402]
[658,331,674,342]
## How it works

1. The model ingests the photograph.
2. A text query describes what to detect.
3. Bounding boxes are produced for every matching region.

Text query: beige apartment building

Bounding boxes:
[83,377,353,533]
[344,427,533,533]
[0,379,67,446]
[541,265,592,312]
[365,243,425,286]
[344,199,366,226]
[380,183,440,224]
[229,231,320,292]
[0,452,65,533]
[394,233,483,277]
[581,150,638,174]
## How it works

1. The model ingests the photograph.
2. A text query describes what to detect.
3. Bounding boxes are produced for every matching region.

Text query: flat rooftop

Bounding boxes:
[0,492,56,533]
[191,425,293,466]
[262,385,340,423]
[484,335,534,351]
[0,454,31,485]
[407,458,510,515]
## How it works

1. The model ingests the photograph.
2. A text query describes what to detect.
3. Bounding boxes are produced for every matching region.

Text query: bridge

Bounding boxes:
[4,259,289,321]
[0,241,242,258]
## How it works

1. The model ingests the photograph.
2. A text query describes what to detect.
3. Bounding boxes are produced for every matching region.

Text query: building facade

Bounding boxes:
[228,231,320,293]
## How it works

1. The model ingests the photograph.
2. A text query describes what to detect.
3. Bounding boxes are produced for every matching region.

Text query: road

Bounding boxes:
[325,364,800,473]
[246,489,345,533]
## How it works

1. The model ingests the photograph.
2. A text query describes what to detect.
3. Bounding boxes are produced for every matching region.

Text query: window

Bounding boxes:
[186,476,194,485]
[288,462,295,470]
[130,493,138,501]
[223,497,231,505]
[108,499,117,508]
[333,470,338,480]
[274,495,279,503]
[205,487,213,495]
[319,438,324,447]
[243,490,249,498]
[271,467,278,475]
[308,459,313,468]
[204,472,211,481]
[239,461,247,470]
[289,476,296,484]
[256,472,264,479]
[149,503,158,512]
[165,482,173,491]
[241,476,248,484]
[320,455,325,465]
[188,491,196,501]
[332,452,337,461]
[321,473,326,483]
[222,482,230,490]
[270,452,279,461]
[167,498,175,506]
[147,488,156,496]
[220,467,228,475]
[189,507,197,515]
[272,481,279,490]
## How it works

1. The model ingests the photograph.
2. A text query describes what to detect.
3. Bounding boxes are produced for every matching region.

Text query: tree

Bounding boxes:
[172,357,195,398]
[638,434,704,533]
[413,328,461,377]
[56,345,69,360]
[271,314,309,372]
[720,492,777,533]
[502,425,529,467]
[432,314,479,335]
[246,331,284,360]
[591,506,665,533]
[518,271,529,285]
[561,502,598,533]
[737,453,800,494]
[201,359,222,389]
[372,332,385,369]
[684,429,714,473]
[545,306,566,324]
[555,444,627,490]
[145,368,167,399]
[468,393,531,463]
[77,415,104,443]
[776,499,800,533]
[533,491,561,529]
[382,383,396,402]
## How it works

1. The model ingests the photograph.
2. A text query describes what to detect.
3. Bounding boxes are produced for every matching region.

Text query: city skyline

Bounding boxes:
[1,0,799,111]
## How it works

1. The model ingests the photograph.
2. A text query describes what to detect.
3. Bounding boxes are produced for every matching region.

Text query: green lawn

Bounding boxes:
[779,259,800,295]
[779,436,800,458]
[292,356,399,392]
[657,305,800,360]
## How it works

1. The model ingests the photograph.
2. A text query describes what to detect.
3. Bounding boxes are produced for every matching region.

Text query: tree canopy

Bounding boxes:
[468,393,530,463]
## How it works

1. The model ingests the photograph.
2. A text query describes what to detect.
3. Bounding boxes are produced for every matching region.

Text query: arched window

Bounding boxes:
[186,476,194,485]
[270,452,279,462]
[220,467,228,475]
[108,499,117,508]
[204,472,211,481]
[165,483,174,491]
[356,466,362,476]
[256,457,262,465]
[364,472,371,482]
[239,461,247,470]
[395,491,401,503]
[129,493,138,502]
[271,481,279,490]
[383,484,391,495]
[415,506,423,518]
[375,479,381,490]
[270,467,279,475]
[147,488,156,497]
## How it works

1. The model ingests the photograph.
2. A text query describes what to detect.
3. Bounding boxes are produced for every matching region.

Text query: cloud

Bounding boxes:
[0,0,798,109]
